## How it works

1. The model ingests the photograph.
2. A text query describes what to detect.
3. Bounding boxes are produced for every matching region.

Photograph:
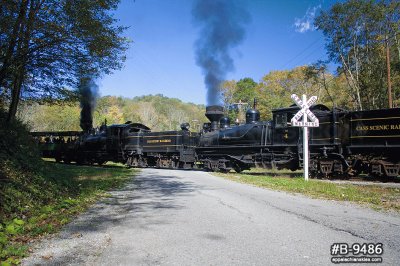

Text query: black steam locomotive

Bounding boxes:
[31,121,199,169]
[32,103,400,179]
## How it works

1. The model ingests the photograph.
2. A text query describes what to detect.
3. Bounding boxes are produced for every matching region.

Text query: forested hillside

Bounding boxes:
[18,94,208,132]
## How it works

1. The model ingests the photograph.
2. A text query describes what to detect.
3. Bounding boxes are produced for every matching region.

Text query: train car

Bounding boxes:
[126,123,198,169]
[272,105,351,177]
[345,108,400,178]
[30,131,81,163]
[31,122,151,165]
[71,122,151,165]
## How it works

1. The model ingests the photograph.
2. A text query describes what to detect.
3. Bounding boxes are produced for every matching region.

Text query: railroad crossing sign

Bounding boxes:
[291,94,319,127]
[290,94,319,181]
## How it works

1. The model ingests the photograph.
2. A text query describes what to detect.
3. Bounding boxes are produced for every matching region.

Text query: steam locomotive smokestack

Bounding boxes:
[192,0,250,105]
[78,76,98,132]
[205,105,224,131]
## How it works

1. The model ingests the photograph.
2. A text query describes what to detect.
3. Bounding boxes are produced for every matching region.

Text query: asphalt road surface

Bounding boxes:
[23,168,400,265]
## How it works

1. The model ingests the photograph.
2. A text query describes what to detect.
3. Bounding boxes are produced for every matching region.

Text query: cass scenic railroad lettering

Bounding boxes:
[356,124,400,131]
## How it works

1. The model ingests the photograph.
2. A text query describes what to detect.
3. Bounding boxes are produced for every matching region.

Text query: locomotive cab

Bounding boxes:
[123,123,151,166]
[271,104,348,175]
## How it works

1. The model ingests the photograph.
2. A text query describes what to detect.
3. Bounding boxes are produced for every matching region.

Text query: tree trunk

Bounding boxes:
[6,70,24,122]
[6,0,39,122]
[340,53,363,110]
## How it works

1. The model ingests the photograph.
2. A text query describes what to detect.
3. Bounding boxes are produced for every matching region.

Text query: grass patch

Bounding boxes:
[0,161,137,265]
[215,169,400,212]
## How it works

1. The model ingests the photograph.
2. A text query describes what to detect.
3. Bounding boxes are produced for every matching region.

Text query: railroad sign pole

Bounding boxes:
[290,94,319,181]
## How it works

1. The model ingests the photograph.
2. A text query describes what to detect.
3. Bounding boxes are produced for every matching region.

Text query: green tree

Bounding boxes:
[0,0,128,122]
[233,78,257,104]
[220,78,257,122]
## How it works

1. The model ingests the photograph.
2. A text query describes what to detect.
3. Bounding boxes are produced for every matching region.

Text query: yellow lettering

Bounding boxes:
[146,139,172,144]
[356,124,394,131]
[356,126,369,131]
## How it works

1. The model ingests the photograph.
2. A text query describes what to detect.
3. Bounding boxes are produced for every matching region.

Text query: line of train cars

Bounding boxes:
[31,102,400,179]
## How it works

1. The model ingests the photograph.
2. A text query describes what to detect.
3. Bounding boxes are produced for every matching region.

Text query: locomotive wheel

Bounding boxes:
[219,168,230,173]
[309,170,329,179]
[331,172,348,180]
[206,160,220,172]
[170,161,179,169]
[309,171,318,179]
[312,171,328,179]
[126,157,132,167]
[139,158,147,168]
[234,165,243,173]
[211,166,219,172]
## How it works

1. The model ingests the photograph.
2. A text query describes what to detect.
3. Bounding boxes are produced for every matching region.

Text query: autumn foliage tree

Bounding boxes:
[315,0,400,110]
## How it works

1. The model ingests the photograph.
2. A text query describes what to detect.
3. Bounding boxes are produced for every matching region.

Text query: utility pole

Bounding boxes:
[232,100,248,124]
[386,35,393,108]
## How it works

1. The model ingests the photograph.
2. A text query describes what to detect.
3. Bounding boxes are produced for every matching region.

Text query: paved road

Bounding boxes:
[24,168,400,265]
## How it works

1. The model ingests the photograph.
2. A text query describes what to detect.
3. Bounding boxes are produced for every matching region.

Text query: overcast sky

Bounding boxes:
[99,0,340,105]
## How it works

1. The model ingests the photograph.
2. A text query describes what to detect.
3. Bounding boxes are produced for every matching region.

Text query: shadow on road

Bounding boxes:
[60,170,199,234]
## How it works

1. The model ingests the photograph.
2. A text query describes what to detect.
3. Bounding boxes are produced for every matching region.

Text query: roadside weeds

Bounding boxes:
[215,170,400,213]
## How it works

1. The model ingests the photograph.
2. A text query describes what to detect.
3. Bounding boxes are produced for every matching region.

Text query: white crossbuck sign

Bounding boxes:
[290,94,319,127]
[290,94,319,181]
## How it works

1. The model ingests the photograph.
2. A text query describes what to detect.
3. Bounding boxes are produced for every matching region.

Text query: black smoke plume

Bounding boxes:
[192,0,250,105]
[78,76,98,132]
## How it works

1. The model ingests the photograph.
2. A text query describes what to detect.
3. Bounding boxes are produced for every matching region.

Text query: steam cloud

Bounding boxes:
[78,76,98,132]
[192,0,250,105]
